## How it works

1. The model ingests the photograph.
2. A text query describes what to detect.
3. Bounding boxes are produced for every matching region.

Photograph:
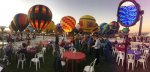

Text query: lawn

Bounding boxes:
[0,45,117,72]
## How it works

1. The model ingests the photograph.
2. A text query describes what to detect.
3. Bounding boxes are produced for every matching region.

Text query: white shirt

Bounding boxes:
[93,38,101,49]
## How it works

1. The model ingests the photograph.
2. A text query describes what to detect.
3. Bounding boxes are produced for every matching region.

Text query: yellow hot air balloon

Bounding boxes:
[79,15,97,32]
[43,21,56,33]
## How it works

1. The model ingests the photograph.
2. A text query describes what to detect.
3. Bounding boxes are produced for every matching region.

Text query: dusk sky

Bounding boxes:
[0,0,149,33]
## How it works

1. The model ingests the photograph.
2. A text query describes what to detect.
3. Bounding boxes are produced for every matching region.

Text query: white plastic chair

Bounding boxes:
[42,47,46,54]
[30,54,40,71]
[131,47,138,51]
[17,53,26,69]
[69,47,76,52]
[51,44,56,55]
[140,49,149,63]
[117,51,125,66]
[59,47,65,58]
[0,66,3,72]
[136,56,147,70]
[83,58,97,72]
[37,51,44,63]
[127,54,135,71]
[112,46,117,56]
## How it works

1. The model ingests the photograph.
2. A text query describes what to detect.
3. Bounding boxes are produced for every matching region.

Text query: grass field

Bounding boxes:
[0,45,117,72]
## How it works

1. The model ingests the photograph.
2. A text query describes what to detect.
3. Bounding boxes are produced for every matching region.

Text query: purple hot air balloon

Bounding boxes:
[56,23,63,33]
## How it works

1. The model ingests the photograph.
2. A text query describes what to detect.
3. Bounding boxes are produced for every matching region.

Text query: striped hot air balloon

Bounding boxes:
[99,23,110,34]
[109,21,120,31]
[13,13,29,32]
[79,15,97,32]
[9,21,18,32]
[60,16,76,32]
[28,4,52,33]
[109,21,120,34]
[9,25,13,32]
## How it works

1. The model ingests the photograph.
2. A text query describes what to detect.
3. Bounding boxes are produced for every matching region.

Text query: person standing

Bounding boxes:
[4,42,13,64]
[88,34,94,55]
[103,39,112,62]
[92,35,101,65]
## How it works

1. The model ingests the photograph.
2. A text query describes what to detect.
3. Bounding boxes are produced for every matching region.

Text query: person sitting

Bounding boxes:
[64,42,71,50]
[26,40,31,46]
[59,38,66,47]
[26,34,31,40]
[32,33,36,39]
[18,43,27,56]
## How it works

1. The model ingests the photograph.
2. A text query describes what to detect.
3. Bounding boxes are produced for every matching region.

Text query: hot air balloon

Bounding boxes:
[56,23,63,33]
[9,25,13,32]
[13,13,29,32]
[43,21,56,33]
[122,27,130,34]
[28,4,52,33]
[108,21,120,35]
[60,16,76,32]
[109,21,120,30]
[92,23,99,32]
[25,25,34,33]
[99,23,110,35]
[9,21,18,32]
[79,15,97,32]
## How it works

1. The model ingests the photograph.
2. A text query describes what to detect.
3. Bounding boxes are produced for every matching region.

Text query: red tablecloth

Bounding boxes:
[116,47,125,52]
[63,51,86,62]
[42,41,49,46]
[27,48,37,54]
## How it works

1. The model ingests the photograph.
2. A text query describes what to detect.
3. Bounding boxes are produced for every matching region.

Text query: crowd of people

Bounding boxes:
[130,36,150,43]
[3,33,38,65]
[58,33,113,65]
[6,33,36,42]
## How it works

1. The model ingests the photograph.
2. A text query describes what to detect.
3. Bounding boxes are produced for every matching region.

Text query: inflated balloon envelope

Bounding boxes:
[13,13,29,32]
[28,4,52,33]
[60,16,76,32]
[79,15,97,32]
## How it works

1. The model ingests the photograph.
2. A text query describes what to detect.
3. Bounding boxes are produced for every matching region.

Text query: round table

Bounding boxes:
[42,41,49,46]
[127,50,141,60]
[116,47,125,52]
[63,51,86,62]
[27,48,37,55]
[63,51,86,72]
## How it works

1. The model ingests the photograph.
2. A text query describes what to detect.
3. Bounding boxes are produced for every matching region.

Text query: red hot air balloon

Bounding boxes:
[109,21,120,30]
[28,4,52,33]
[60,16,76,32]
[13,13,29,32]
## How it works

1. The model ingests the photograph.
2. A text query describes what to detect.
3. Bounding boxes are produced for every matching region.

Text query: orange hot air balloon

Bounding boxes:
[28,4,52,33]
[60,16,76,32]
[13,13,29,32]
[79,15,97,32]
